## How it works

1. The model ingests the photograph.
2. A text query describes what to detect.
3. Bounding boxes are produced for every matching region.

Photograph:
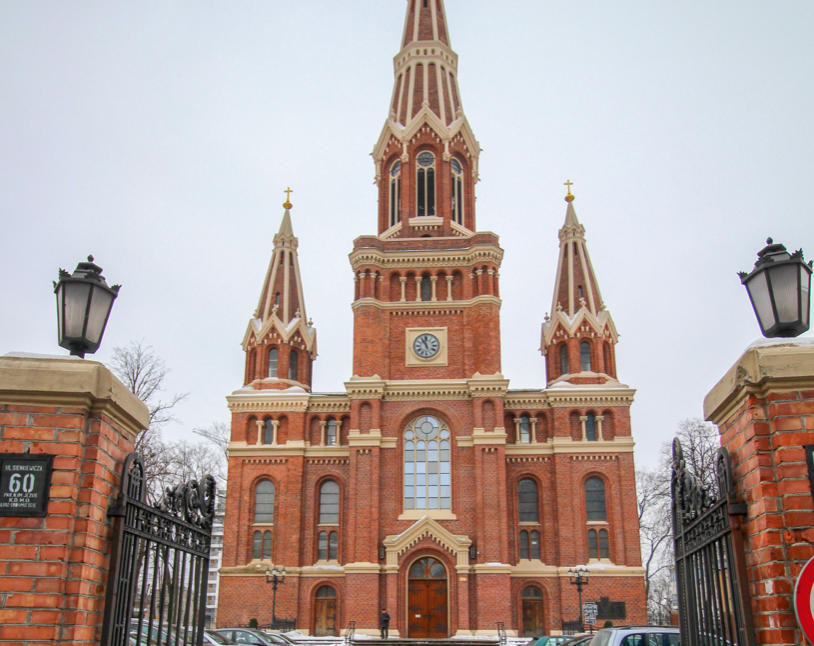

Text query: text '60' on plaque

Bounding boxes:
[0,454,54,517]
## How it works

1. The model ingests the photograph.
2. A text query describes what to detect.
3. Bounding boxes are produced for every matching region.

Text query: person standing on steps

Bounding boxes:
[379,608,390,639]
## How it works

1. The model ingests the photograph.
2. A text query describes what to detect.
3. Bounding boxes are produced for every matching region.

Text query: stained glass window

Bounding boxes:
[404,416,451,510]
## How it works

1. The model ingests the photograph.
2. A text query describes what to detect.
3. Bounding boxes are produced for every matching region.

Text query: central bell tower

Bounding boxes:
[351,0,502,381]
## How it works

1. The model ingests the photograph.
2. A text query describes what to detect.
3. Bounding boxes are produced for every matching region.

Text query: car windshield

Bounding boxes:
[206,632,230,645]
[589,631,613,646]
[249,632,277,645]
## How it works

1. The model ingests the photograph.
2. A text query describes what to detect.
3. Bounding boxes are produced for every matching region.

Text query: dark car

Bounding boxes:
[213,630,290,646]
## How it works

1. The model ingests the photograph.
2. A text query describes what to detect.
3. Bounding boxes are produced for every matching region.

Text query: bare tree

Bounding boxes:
[109,340,189,502]
[637,466,672,617]
[640,417,721,623]
[193,421,230,460]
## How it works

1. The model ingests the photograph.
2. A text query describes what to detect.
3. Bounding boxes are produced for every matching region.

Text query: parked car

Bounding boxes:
[205,630,235,645]
[530,637,574,646]
[213,629,290,646]
[562,636,594,646]
[588,626,680,646]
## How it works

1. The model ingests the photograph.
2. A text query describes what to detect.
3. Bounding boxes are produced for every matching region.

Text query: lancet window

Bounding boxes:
[451,158,464,225]
[404,416,451,510]
[389,160,401,228]
[268,348,278,378]
[416,152,436,216]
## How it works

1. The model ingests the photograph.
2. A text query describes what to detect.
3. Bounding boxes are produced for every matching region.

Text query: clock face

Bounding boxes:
[413,333,440,359]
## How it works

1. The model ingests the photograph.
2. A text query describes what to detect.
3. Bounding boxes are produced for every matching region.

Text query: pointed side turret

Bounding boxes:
[541,185,619,386]
[372,0,481,238]
[242,194,317,390]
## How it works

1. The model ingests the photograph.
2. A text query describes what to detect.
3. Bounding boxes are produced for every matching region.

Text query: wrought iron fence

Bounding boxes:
[496,621,507,646]
[101,453,217,646]
[344,621,356,646]
[561,620,584,636]
[671,439,755,646]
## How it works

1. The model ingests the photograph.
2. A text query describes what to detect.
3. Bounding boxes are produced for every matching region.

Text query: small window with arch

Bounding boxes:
[560,343,570,376]
[580,341,592,372]
[451,157,464,225]
[326,419,338,446]
[389,160,401,228]
[585,478,606,522]
[586,414,597,441]
[318,530,339,561]
[519,414,531,444]
[588,528,610,559]
[416,152,436,216]
[252,530,272,560]
[268,348,278,379]
[254,480,275,523]
[421,275,432,301]
[289,350,299,381]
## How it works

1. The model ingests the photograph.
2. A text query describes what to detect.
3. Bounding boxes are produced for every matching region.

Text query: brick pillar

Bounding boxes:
[705,340,814,646]
[0,355,149,646]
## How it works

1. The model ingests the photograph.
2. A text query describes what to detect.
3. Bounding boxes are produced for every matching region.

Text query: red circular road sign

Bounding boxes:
[795,555,814,642]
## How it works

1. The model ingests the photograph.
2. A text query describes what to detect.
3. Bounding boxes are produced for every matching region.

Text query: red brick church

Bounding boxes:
[219,0,646,636]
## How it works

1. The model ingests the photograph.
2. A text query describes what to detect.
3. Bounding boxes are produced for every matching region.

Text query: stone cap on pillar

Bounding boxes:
[0,353,150,438]
[704,338,814,426]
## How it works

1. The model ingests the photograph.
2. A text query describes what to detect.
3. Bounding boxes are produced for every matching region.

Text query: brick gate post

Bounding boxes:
[0,355,149,646]
[705,340,814,646]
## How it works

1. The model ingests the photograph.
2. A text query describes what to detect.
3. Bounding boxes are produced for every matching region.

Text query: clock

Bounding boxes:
[413,333,440,359]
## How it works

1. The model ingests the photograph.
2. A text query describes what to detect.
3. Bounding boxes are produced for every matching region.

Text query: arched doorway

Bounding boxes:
[314,586,337,636]
[521,586,544,637]
[407,556,448,638]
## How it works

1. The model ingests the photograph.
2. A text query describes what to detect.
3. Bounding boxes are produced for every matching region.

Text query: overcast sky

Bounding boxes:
[1,1,812,469]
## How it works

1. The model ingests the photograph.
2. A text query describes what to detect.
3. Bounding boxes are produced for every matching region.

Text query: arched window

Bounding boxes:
[316,585,336,598]
[416,152,436,216]
[253,530,262,559]
[404,416,451,510]
[329,532,338,560]
[389,160,401,228]
[586,414,597,441]
[585,478,606,522]
[604,343,613,376]
[560,344,570,376]
[518,479,539,522]
[588,529,610,559]
[319,481,340,524]
[421,275,432,301]
[522,586,542,599]
[263,530,272,559]
[519,415,531,444]
[451,158,464,225]
[530,530,540,559]
[326,419,337,446]
[580,341,592,372]
[268,348,278,378]
[264,419,274,445]
[255,481,275,523]
[289,350,298,381]
[519,530,529,559]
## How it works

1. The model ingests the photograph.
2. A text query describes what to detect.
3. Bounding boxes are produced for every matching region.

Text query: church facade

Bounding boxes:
[218,0,646,636]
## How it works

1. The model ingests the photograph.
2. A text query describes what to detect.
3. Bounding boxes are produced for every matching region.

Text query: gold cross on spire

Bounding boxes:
[564,179,575,202]
[283,187,293,209]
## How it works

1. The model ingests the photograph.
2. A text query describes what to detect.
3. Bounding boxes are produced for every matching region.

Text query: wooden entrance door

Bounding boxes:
[314,586,337,636]
[407,557,448,638]
[521,586,544,637]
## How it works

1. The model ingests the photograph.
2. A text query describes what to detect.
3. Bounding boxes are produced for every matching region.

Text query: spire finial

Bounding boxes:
[283,187,293,210]
[564,180,575,202]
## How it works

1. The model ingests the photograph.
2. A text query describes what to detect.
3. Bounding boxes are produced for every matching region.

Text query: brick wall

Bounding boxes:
[705,340,814,646]
[0,356,148,646]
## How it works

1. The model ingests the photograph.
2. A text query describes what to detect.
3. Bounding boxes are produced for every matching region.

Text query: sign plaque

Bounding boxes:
[0,454,54,517]
[583,602,599,625]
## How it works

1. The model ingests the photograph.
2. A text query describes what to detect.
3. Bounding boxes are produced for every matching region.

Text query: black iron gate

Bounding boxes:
[671,439,755,646]
[101,453,216,646]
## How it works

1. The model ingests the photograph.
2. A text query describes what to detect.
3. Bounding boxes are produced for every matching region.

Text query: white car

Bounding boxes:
[589,626,680,646]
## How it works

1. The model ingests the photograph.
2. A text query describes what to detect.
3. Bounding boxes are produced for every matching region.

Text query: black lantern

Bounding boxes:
[54,256,120,358]
[739,238,812,338]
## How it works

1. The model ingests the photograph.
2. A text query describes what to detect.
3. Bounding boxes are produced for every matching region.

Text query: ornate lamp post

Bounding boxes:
[54,256,120,358]
[265,565,287,627]
[739,238,812,338]
[568,565,589,631]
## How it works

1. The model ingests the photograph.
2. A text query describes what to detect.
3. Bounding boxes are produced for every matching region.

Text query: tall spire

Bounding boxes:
[242,193,317,389]
[387,0,463,128]
[541,187,619,386]
[372,0,481,237]
[550,191,604,319]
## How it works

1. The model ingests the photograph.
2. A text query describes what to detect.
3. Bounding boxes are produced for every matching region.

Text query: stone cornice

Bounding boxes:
[349,243,503,270]
[543,387,636,409]
[504,437,635,455]
[228,442,350,459]
[704,341,814,425]
[0,355,149,438]
[351,295,500,313]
